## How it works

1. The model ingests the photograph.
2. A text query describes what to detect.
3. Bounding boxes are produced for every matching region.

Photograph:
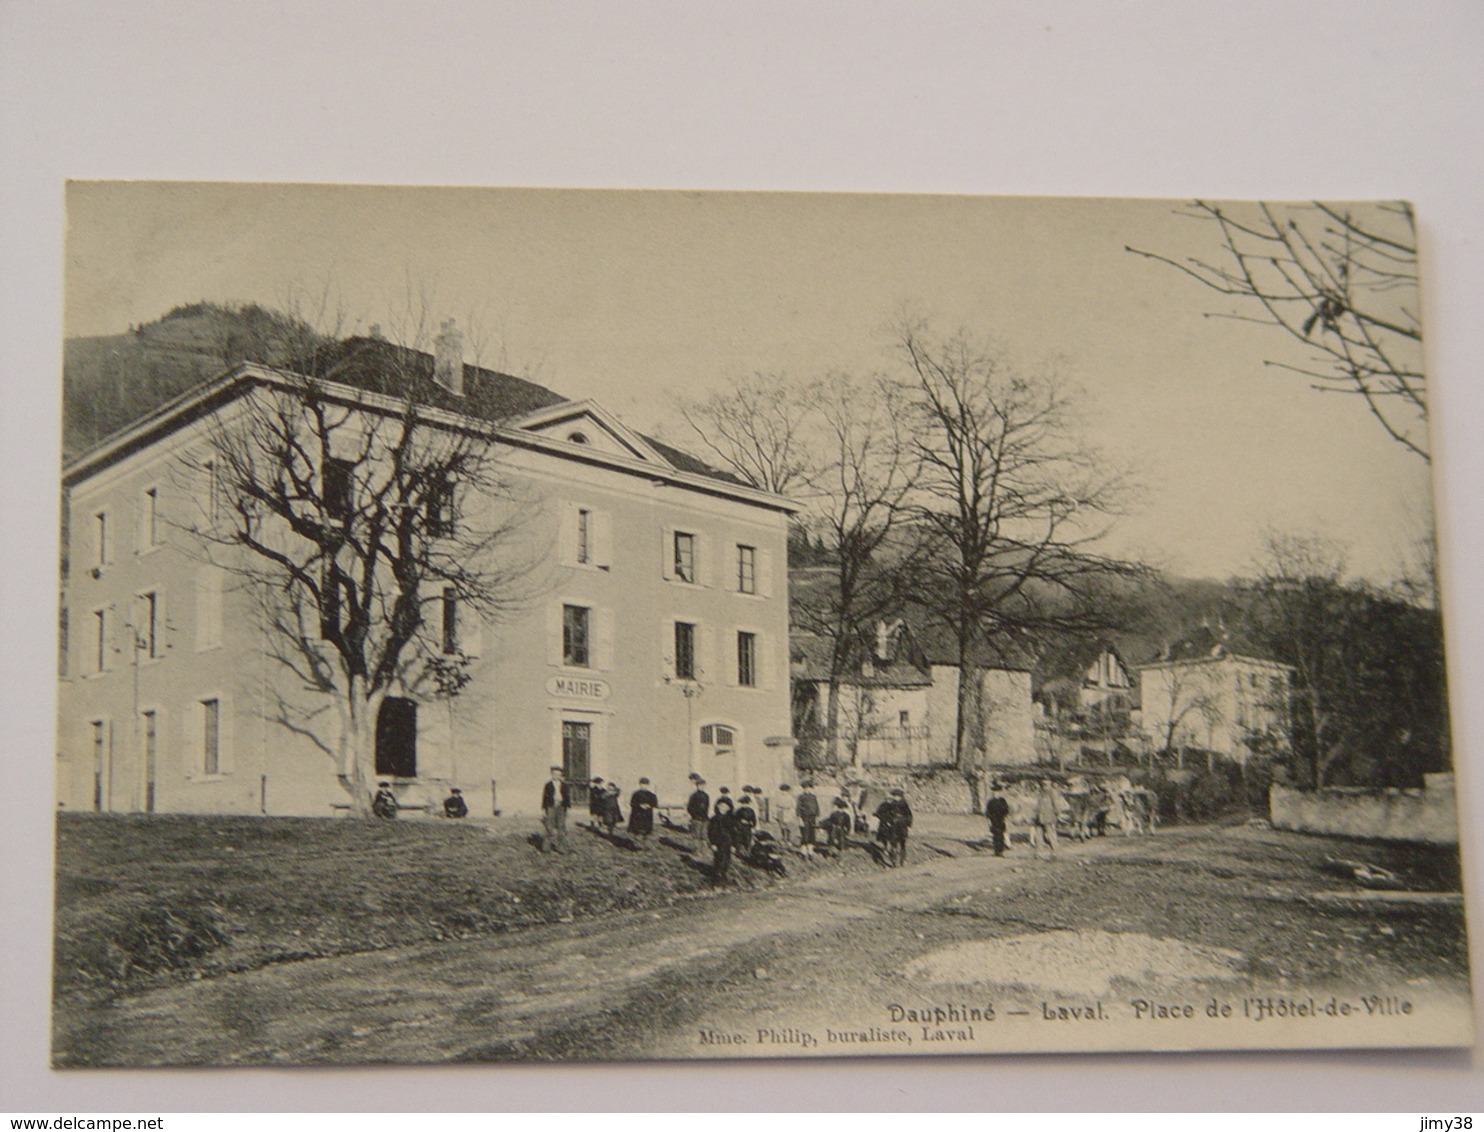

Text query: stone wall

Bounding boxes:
[1268,774,1459,845]
[805,765,976,813]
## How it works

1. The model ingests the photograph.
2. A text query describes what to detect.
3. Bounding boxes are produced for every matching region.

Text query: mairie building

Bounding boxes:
[57,330,796,817]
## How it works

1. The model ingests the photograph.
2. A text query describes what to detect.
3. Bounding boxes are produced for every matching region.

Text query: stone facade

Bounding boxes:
[58,362,795,818]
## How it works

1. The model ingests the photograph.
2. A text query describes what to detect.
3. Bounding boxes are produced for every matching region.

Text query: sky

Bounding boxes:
[64,182,1436,585]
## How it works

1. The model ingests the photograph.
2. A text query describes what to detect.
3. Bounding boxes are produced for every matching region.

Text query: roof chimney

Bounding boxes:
[434,319,464,396]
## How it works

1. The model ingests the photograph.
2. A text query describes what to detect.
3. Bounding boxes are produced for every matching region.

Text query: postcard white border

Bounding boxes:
[2,0,1481,1112]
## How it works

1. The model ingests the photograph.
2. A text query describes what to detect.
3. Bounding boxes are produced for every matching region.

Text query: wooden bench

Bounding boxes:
[329,802,431,814]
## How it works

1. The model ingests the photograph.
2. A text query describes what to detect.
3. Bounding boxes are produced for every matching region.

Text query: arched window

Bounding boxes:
[699,723,736,753]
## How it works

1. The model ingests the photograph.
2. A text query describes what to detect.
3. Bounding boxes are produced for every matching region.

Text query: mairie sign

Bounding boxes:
[545,675,611,701]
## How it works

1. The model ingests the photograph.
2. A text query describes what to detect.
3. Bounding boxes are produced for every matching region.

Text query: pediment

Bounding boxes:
[514,400,668,464]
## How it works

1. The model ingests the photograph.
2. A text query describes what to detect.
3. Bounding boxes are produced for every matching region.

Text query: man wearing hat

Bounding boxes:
[628,777,659,844]
[442,786,468,819]
[707,791,736,884]
[824,796,852,855]
[588,777,607,827]
[875,787,914,868]
[686,777,711,842]
[773,783,796,845]
[796,781,820,854]
[712,785,735,821]
[732,790,758,855]
[985,781,1011,857]
[372,781,398,820]
[601,780,623,832]
[540,766,570,853]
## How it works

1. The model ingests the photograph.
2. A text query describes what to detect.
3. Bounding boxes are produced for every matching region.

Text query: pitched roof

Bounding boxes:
[67,333,750,491]
[317,337,748,486]
[789,631,933,687]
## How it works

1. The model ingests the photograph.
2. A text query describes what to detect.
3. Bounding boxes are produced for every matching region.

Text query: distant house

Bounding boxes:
[1079,643,1135,712]
[791,618,1036,768]
[1136,632,1294,765]
[1034,639,1142,722]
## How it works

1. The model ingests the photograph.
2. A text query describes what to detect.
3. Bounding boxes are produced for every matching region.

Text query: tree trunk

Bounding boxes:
[825,677,843,767]
[953,620,973,773]
[338,677,385,817]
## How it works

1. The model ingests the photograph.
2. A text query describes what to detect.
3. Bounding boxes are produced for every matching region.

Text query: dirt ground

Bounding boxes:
[53,813,1472,1066]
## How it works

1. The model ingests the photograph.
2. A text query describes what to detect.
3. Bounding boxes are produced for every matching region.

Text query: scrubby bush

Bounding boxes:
[56,891,229,994]
[1133,756,1271,825]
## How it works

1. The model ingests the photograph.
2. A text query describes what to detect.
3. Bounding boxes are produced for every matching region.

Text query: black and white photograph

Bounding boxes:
[49,183,1471,1066]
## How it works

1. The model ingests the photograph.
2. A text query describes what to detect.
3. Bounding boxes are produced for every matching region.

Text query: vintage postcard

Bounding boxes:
[53,184,1470,1065]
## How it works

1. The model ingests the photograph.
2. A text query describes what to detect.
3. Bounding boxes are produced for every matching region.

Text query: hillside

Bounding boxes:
[63,302,322,461]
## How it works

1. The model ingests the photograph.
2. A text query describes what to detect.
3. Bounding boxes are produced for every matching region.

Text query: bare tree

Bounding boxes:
[181,332,542,815]
[1241,531,1449,789]
[898,322,1136,805]
[792,372,921,764]
[678,372,816,496]
[1128,201,1427,461]
[1242,533,1354,788]
[1142,660,1225,772]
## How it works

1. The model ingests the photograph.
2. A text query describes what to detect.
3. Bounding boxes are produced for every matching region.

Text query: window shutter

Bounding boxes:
[660,620,675,680]
[596,607,615,671]
[724,629,739,688]
[155,591,167,658]
[594,510,613,569]
[218,698,235,774]
[558,502,577,566]
[462,608,485,659]
[699,532,715,588]
[181,709,196,779]
[700,623,717,683]
[547,602,563,667]
[758,547,774,598]
[660,527,675,580]
[759,630,775,690]
[196,567,223,651]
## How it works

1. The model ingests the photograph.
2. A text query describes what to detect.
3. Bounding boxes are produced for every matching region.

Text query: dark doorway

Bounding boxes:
[562,720,592,805]
[375,697,418,778]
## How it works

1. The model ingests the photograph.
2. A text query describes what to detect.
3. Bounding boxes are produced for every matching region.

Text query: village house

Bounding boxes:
[790,618,1036,769]
[1136,636,1294,765]
[57,329,796,817]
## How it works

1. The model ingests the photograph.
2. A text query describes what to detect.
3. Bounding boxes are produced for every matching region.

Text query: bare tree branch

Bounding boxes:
[1128,200,1428,461]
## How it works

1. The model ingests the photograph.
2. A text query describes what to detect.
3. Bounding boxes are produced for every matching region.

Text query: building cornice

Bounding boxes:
[62,364,799,515]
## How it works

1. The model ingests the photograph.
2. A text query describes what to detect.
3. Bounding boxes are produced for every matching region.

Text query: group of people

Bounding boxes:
[983,778,1061,859]
[407,771,1057,870]
[534,767,662,853]
[687,775,915,879]
[531,766,917,878]
[372,781,469,821]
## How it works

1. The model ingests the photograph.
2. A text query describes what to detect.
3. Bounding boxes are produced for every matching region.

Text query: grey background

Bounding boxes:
[2,0,1481,1112]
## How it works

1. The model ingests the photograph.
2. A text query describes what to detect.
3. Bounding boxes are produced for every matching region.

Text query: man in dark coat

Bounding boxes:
[442,787,468,819]
[796,782,820,855]
[372,782,398,820]
[824,797,852,854]
[540,767,570,853]
[588,777,607,826]
[985,782,1011,856]
[601,781,623,831]
[875,787,913,867]
[687,778,711,841]
[712,785,735,821]
[708,797,735,884]
[628,778,658,844]
[732,792,758,855]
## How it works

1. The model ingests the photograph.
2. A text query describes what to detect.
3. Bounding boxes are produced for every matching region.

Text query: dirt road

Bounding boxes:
[56,822,1471,1065]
